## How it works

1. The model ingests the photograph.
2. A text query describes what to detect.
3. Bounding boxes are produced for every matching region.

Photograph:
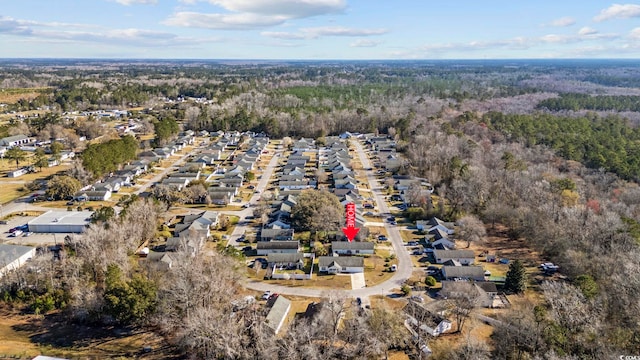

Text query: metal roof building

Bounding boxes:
[0,244,36,278]
[28,210,93,233]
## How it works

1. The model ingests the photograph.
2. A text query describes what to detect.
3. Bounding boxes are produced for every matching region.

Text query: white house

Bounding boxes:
[7,168,27,178]
[0,134,31,147]
[331,241,375,255]
[431,238,456,250]
[441,266,486,281]
[404,301,452,337]
[318,256,364,274]
[256,241,300,255]
[0,244,36,278]
[433,249,475,265]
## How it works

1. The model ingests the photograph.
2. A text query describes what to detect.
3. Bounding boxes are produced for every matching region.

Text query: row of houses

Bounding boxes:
[206,136,269,205]
[363,135,402,172]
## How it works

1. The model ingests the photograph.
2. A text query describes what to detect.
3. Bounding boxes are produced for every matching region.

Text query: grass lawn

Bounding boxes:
[399,229,423,243]
[266,272,353,290]
[0,183,29,204]
[363,255,396,286]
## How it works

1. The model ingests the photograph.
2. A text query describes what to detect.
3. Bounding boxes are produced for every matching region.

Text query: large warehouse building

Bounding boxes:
[0,244,36,278]
[28,210,93,233]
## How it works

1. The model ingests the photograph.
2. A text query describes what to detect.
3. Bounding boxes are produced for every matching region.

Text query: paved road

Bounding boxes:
[226,148,283,248]
[242,140,413,298]
[135,147,203,195]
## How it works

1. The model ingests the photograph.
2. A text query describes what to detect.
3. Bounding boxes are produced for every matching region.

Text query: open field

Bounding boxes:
[0,183,29,204]
[0,305,177,359]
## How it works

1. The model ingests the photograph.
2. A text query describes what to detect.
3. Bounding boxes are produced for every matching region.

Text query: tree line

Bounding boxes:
[484,111,640,181]
[81,135,138,177]
[537,93,640,112]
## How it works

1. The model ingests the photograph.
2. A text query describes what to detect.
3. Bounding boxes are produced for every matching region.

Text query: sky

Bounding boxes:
[1,1,640,59]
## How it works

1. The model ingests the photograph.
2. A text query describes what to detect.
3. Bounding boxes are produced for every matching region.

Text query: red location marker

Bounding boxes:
[342,202,360,242]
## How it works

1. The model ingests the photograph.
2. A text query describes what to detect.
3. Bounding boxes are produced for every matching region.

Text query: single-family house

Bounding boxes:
[78,190,112,201]
[431,238,456,250]
[260,228,295,242]
[433,249,475,265]
[220,175,243,188]
[439,280,500,308]
[0,134,30,147]
[265,295,291,335]
[403,301,452,337]
[267,253,304,270]
[318,256,364,274]
[208,190,234,205]
[331,241,375,255]
[174,211,218,239]
[256,241,300,255]
[7,168,27,178]
[441,266,486,281]
[146,251,177,270]
[165,236,204,255]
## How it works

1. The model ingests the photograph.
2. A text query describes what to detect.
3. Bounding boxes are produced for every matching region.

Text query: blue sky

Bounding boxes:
[1,1,640,59]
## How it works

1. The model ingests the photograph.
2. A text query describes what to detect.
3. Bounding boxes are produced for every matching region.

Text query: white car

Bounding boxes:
[261,291,272,300]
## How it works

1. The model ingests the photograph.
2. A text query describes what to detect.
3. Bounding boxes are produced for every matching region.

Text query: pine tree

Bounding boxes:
[504,259,526,294]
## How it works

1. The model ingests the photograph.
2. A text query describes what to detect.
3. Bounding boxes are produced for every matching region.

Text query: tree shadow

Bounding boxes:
[12,312,135,349]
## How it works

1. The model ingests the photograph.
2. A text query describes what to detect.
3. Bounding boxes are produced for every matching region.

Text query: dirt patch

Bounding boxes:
[469,224,547,280]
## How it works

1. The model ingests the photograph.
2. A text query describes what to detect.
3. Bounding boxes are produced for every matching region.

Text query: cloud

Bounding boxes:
[111,0,157,5]
[578,27,598,36]
[630,27,640,39]
[548,17,576,27]
[350,39,381,47]
[260,31,308,40]
[167,0,346,30]
[262,26,388,40]
[164,12,287,30]
[0,16,214,48]
[206,0,346,18]
[594,3,640,22]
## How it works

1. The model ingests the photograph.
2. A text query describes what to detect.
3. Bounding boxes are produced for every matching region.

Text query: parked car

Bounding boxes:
[11,230,23,237]
[378,235,387,241]
[409,295,424,303]
[261,291,272,300]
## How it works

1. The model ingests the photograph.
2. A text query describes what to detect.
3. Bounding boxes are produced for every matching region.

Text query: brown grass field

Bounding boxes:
[0,305,177,359]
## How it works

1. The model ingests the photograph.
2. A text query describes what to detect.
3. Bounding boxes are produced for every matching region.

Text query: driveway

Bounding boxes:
[351,272,366,290]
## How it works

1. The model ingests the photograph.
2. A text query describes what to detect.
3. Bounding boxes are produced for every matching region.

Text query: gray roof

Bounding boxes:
[331,241,374,251]
[267,253,304,263]
[257,241,299,250]
[433,249,474,259]
[265,295,291,334]
[318,256,364,268]
[441,266,485,279]
[261,228,294,239]
[0,134,29,145]
[28,210,93,227]
[0,244,35,268]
